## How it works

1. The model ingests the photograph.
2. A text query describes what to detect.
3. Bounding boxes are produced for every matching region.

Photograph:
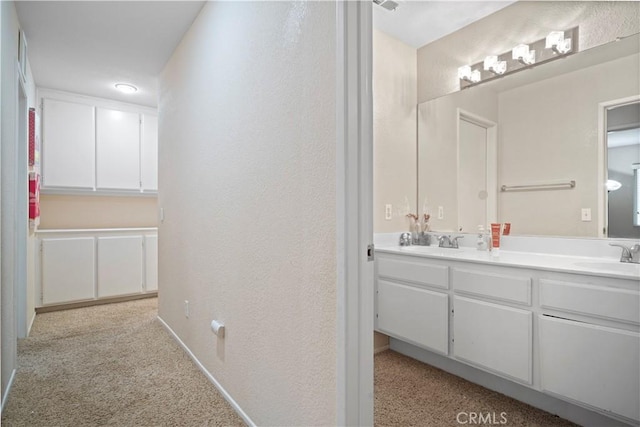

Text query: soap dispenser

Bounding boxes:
[477,225,488,251]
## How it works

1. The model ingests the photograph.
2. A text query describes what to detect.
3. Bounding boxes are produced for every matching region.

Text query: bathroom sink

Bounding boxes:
[573,261,640,276]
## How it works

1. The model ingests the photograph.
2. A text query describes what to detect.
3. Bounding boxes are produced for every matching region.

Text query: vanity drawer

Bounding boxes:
[540,279,640,325]
[377,256,449,289]
[452,268,531,305]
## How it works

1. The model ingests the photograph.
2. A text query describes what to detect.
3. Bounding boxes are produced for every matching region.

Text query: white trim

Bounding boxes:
[1,369,17,413]
[37,87,157,115]
[336,1,374,425]
[157,316,256,427]
[597,95,640,238]
[39,188,158,197]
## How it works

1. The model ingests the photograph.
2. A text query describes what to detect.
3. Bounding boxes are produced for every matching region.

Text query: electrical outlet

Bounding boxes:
[385,204,392,220]
[184,300,190,318]
[581,208,592,222]
[438,206,444,220]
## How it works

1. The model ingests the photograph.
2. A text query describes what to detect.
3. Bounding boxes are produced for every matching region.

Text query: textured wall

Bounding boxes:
[373,29,417,233]
[418,1,640,103]
[158,2,336,425]
[38,195,157,229]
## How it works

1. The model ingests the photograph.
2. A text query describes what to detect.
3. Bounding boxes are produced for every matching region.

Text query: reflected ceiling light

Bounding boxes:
[483,55,507,75]
[512,44,536,65]
[114,83,138,94]
[457,65,481,83]
[606,179,622,191]
[545,31,572,54]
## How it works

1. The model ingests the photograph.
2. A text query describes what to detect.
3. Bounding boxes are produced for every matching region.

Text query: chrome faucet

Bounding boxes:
[609,243,640,264]
[438,235,464,249]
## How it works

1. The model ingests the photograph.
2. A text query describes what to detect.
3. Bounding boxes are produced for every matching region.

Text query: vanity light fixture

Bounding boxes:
[458,27,577,89]
[457,65,481,83]
[483,55,507,75]
[114,83,138,94]
[512,44,536,65]
[545,31,572,54]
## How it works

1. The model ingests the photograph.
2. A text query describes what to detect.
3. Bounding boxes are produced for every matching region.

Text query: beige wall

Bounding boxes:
[158,2,336,425]
[38,195,157,229]
[418,86,498,232]
[373,29,417,232]
[499,53,640,237]
[417,1,640,103]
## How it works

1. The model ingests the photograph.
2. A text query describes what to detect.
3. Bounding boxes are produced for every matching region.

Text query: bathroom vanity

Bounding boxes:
[374,235,640,426]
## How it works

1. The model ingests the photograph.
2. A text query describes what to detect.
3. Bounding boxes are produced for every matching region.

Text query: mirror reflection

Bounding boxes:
[418,33,640,238]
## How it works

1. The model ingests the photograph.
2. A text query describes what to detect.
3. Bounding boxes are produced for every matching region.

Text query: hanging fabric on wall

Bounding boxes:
[29,172,40,229]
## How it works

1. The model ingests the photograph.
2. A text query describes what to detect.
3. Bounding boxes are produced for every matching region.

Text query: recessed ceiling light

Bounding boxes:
[115,83,137,94]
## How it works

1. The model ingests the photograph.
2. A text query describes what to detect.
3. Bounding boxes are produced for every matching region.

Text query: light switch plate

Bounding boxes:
[438,206,444,220]
[385,204,392,220]
[581,208,592,222]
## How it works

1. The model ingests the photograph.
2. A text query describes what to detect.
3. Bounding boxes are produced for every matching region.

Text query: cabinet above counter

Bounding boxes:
[38,88,158,196]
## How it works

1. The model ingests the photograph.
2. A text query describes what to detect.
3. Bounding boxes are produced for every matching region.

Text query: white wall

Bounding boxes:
[498,54,639,237]
[417,1,640,103]
[373,29,416,233]
[158,2,336,425]
[1,0,35,405]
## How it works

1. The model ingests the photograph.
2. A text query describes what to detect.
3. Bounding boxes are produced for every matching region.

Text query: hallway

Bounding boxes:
[1,298,244,426]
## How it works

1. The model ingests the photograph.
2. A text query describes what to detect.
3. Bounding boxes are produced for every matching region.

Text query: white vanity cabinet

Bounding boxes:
[538,277,640,423]
[37,228,158,307]
[375,247,640,425]
[451,267,533,384]
[376,255,449,355]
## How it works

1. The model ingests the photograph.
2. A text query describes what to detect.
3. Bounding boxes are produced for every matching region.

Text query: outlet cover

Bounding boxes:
[184,300,190,318]
[438,206,444,220]
[581,208,592,222]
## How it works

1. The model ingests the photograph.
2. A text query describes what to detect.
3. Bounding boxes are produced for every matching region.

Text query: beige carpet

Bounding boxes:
[374,350,577,427]
[1,298,245,427]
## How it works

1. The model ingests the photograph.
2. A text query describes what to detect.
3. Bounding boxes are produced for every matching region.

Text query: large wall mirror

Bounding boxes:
[418,33,640,239]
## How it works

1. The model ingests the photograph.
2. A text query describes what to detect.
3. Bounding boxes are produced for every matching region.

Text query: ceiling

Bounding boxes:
[373,1,516,49]
[16,1,206,107]
[16,1,515,109]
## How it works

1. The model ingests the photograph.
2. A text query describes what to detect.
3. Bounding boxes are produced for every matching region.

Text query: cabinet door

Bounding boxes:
[96,108,140,190]
[453,296,532,384]
[377,280,449,354]
[144,235,158,292]
[141,114,158,191]
[41,237,95,304]
[539,315,640,422]
[42,99,95,188]
[97,236,143,297]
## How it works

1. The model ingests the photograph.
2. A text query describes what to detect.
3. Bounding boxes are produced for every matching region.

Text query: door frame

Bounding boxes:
[597,94,640,238]
[456,108,498,231]
[336,1,374,425]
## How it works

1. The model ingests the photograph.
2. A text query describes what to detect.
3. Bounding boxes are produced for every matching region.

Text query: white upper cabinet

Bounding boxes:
[42,98,96,189]
[141,114,158,191]
[39,90,158,194]
[96,108,141,190]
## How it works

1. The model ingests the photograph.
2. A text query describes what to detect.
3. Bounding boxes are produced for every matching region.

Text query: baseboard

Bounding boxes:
[157,316,256,427]
[36,292,158,314]
[27,310,37,337]
[1,369,17,414]
[374,345,389,354]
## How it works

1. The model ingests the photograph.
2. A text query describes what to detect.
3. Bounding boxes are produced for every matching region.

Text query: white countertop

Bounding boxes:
[376,244,640,281]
